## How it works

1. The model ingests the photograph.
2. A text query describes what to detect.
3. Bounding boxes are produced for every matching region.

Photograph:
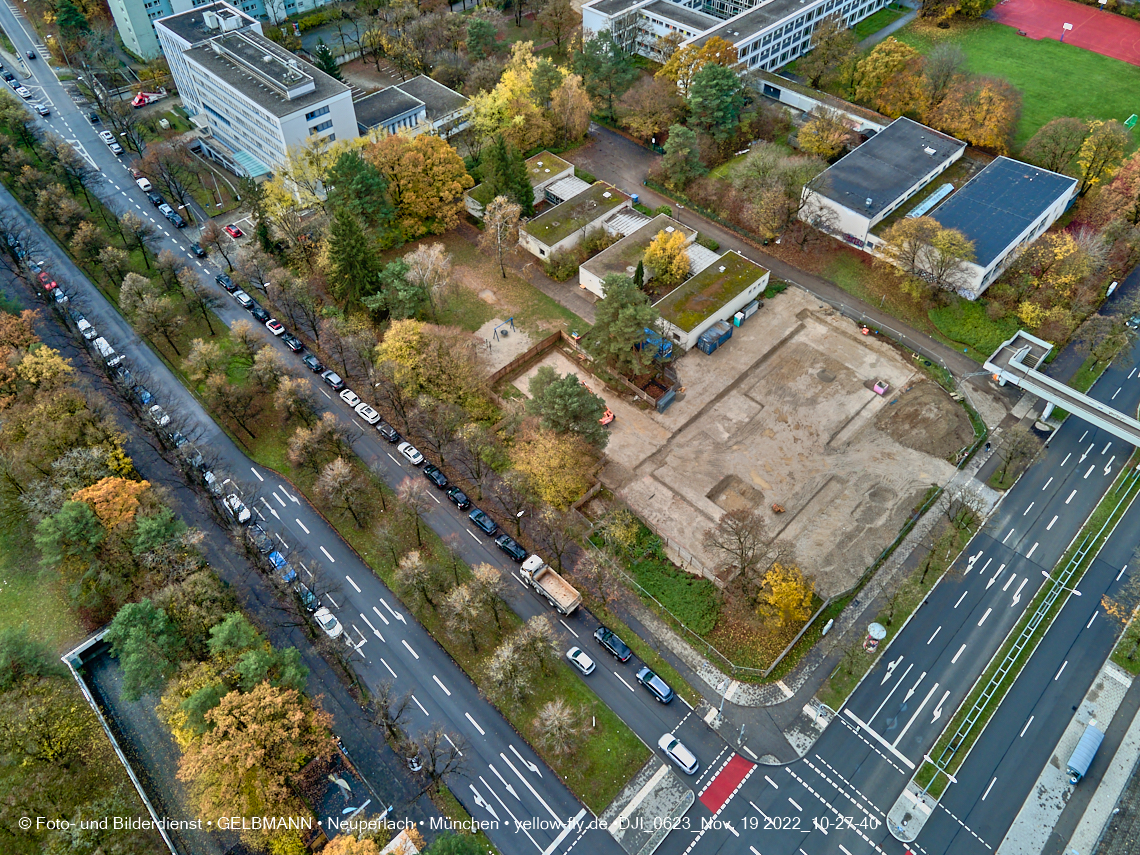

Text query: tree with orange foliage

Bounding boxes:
[925,76,1020,154]
[72,476,150,528]
[656,35,738,95]
[853,38,926,118]
[366,134,473,238]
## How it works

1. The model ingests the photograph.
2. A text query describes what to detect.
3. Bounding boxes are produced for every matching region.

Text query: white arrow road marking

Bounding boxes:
[280,485,299,503]
[931,690,950,722]
[320,545,335,562]
[466,712,485,736]
[372,606,390,625]
[1012,577,1028,606]
[1106,456,1116,474]
[296,518,309,534]
[250,467,263,481]
[258,497,280,520]
[510,744,542,777]
[490,764,521,800]
[965,550,982,574]
[870,662,913,723]
[893,682,938,747]
[433,675,451,696]
[359,613,384,642]
[903,671,926,704]
[501,754,559,821]
[469,784,499,821]
[881,655,903,685]
[402,639,419,659]
[381,598,406,623]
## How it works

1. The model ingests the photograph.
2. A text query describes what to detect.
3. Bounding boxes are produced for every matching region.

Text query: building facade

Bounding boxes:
[109,0,291,59]
[156,4,355,177]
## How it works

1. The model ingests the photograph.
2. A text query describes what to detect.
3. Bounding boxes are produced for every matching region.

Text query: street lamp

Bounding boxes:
[1042,570,1081,596]
[717,677,730,715]
[921,754,958,796]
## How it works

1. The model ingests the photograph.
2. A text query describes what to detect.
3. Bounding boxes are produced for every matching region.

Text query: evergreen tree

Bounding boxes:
[327,207,381,308]
[56,0,90,37]
[326,149,395,230]
[314,39,343,81]
[482,136,534,217]
[633,259,644,289]
[587,274,661,376]
[466,19,499,61]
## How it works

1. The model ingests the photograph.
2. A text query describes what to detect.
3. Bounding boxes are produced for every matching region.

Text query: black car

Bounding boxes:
[423,465,448,489]
[594,627,632,662]
[636,666,675,703]
[494,533,527,563]
[446,486,470,510]
[281,333,304,352]
[215,272,236,291]
[1,72,13,82]
[88,111,99,123]
[302,353,324,373]
[189,242,207,257]
[377,422,400,443]
[245,524,274,555]
[167,211,186,228]
[147,191,165,207]
[249,304,270,323]
[469,508,497,536]
[26,51,35,60]
[293,582,320,613]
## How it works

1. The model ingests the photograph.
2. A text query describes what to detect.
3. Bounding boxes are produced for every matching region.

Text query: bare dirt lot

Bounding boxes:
[586,287,975,596]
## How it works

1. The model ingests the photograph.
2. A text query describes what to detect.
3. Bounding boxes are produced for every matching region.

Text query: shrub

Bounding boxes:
[544,248,580,281]
[929,299,1020,355]
[654,205,673,217]
[696,234,719,252]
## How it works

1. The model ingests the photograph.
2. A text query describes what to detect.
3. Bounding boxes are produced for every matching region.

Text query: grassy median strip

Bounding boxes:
[916,458,1140,796]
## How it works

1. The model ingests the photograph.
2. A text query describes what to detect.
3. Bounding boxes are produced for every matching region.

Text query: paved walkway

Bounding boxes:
[858,1,920,50]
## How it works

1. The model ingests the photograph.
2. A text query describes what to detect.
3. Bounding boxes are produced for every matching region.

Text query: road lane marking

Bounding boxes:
[387,452,401,465]
[372,606,389,625]
[381,598,405,623]
[1085,465,1095,479]
[1106,456,1116,474]
[296,518,309,534]
[1081,431,1089,442]
[1002,575,1014,592]
[982,778,996,801]
[1047,515,1058,530]
[843,710,915,770]
[1103,442,1112,454]
[542,809,586,855]
[402,639,419,659]
[1113,388,1121,400]
[1042,477,1052,490]
[429,492,441,504]
[764,776,779,788]
[788,798,802,812]
[1119,564,1129,581]
[1026,541,1039,559]
[1061,453,1071,466]
[250,466,263,481]
[614,671,636,692]
[742,745,757,759]
[320,545,335,562]
[433,675,451,696]
[1020,716,1033,738]
[380,657,397,679]
[954,591,968,608]
[894,682,939,748]
[326,594,339,608]
[559,619,578,638]
[1023,502,1034,516]
[273,492,286,507]
[1004,529,1014,544]
[1055,661,1067,681]
[465,712,485,735]
[465,529,482,543]
[952,644,966,664]
[927,626,941,645]
[1088,611,1098,628]
[501,754,560,821]
[1067,490,1077,504]
[978,608,992,626]
[411,694,427,714]
[275,533,289,550]
[346,575,361,593]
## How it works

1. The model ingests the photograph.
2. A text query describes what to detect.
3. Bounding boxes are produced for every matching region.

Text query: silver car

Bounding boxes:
[566,647,596,675]
[658,734,698,775]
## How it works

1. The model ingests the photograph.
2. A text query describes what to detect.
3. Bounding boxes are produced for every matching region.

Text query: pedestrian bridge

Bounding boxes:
[985,331,1140,447]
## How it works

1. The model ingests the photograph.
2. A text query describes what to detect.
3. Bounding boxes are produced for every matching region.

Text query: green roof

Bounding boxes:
[526,151,572,187]
[656,251,767,332]
[467,182,494,206]
[523,183,628,247]
[582,214,694,282]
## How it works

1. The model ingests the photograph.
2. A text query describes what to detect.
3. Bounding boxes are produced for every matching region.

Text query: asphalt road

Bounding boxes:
[0,10,739,854]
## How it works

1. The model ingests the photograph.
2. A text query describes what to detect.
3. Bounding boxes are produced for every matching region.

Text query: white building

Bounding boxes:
[354,75,470,139]
[582,0,894,74]
[155,4,355,178]
[655,250,769,350]
[519,183,632,259]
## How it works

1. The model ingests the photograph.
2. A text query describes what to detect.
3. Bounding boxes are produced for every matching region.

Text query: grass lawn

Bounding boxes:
[894,20,1140,150]
[853,4,907,40]
[0,522,84,652]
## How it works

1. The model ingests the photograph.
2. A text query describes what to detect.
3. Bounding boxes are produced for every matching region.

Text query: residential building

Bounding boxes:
[354,75,470,140]
[799,117,966,249]
[579,214,700,297]
[466,151,579,218]
[655,251,769,350]
[155,4,355,177]
[582,0,893,73]
[924,158,1077,299]
[519,183,632,259]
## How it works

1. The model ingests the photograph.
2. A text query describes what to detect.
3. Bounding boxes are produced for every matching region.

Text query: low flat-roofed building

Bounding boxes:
[466,151,576,218]
[354,87,427,137]
[520,183,632,258]
[800,117,966,249]
[926,157,1077,299]
[579,214,696,297]
[655,250,769,350]
[394,75,470,137]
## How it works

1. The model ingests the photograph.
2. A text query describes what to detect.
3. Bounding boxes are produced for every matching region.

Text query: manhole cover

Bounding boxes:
[817,369,836,383]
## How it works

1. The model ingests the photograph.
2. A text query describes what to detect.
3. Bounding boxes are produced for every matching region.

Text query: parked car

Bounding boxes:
[166,211,186,228]
[189,241,207,257]
[339,389,361,407]
[313,607,343,639]
[215,272,236,291]
[232,289,253,309]
[14,86,31,99]
[98,130,115,145]
[158,203,175,218]
[397,442,424,465]
[224,494,251,524]
[423,465,448,489]
[281,333,303,352]
[355,403,381,424]
[658,734,698,775]
[566,647,596,675]
[593,626,632,662]
[135,177,152,192]
[109,143,123,155]
[245,524,274,554]
[268,552,297,584]
[33,103,48,116]
[494,533,527,563]
[1,72,14,83]
[203,470,222,496]
[446,487,470,510]
[377,422,400,443]
[468,508,497,536]
[76,318,98,340]
[293,582,319,613]
[302,353,324,373]
[265,319,285,336]
[224,224,244,238]
[133,385,154,406]
[636,667,675,703]
[321,370,345,391]
[248,304,270,323]
[148,404,171,428]
[88,111,99,123]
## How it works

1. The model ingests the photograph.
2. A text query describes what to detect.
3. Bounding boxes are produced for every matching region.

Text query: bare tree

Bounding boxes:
[486,635,533,701]
[996,426,1039,483]
[373,361,416,433]
[267,276,323,343]
[373,518,403,569]
[534,698,580,754]
[274,376,319,425]
[532,506,583,573]
[370,680,412,743]
[199,220,235,271]
[470,562,508,629]
[120,211,157,268]
[411,396,463,467]
[703,508,770,577]
[315,457,368,527]
[516,615,558,675]
[944,486,987,531]
[568,550,623,608]
[396,476,432,548]
[203,374,261,438]
[495,470,537,536]
[249,345,288,392]
[403,242,453,321]
[234,246,277,294]
[394,549,447,610]
[453,423,501,500]
[411,725,467,797]
[443,582,483,650]
[179,267,223,337]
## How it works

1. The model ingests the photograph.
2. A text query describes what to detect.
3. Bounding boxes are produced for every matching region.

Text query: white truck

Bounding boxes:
[519,555,581,615]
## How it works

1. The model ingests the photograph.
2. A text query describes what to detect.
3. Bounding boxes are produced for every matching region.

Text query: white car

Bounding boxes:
[148,404,170,427]
[354,403,381,424]
[313,607,344,639]
[98,130,115,144]
[566,647,596,675]
[135,177,152,192]
[15,86,30,99]
[397,441,424,466]
[340,389,361,408]
[223,493,252,524]
[658,734,699,775]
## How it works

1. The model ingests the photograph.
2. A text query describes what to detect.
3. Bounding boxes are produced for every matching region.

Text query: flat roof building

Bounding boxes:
[520,182,632,259]
[354,87,427,137]
[579,214,696,297]
[655,250,769,350]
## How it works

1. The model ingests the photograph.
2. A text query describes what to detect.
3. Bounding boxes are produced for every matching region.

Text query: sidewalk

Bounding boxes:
[857,1,920,50]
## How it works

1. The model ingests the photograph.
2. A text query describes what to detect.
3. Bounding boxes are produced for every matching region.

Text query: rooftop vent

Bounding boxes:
[203,9,219,29]
[602,191,612,198]
[924,146,937,156]
[544,168,550,173]
[718,266,726,272]
[263,55,273,63]
[866,197,873,207]
[665,226,675,232]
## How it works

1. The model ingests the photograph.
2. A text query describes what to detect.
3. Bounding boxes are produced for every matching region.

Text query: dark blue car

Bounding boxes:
[469,508,497,536]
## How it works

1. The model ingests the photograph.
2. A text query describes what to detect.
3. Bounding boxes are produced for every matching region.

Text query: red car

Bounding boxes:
[37,271,57,291]
[224,224,244,238]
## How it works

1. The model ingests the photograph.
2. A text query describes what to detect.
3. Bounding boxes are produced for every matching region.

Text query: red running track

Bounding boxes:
[991,0,1140,65]
[699,754,755,813]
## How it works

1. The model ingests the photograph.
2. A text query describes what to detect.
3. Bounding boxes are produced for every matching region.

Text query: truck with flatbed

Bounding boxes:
[519,555,581,615]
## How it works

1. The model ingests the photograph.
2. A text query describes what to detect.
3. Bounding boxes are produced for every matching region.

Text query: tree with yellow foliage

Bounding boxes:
[853,38,927,118]
[925,76,1020,154]
[468,42,553,152]
[72,476,150,528]
[323,836,382,855]
[15,346,73,388]
[510,429,595,509]
[1077,119,1128,196]
[797,108,852,161]
[656,36,738,95]
[642,229,690,288]
[758,563,814,627]
[366,133,473,238]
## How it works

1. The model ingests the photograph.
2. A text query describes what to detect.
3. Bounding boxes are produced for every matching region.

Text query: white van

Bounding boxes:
[91,336,122,368]
[76,318,97,341]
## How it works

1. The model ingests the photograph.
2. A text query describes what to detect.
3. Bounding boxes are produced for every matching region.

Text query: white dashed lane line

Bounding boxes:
[319,545,335,562]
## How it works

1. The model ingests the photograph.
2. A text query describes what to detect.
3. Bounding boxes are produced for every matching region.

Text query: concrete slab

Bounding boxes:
[601,758,695,855]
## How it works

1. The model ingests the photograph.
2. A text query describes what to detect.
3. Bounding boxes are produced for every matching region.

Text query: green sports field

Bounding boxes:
[894,21,1140,151]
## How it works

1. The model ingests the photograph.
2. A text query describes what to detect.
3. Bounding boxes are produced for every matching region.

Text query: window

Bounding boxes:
[305,105,330,122]
[309,119,333,134]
